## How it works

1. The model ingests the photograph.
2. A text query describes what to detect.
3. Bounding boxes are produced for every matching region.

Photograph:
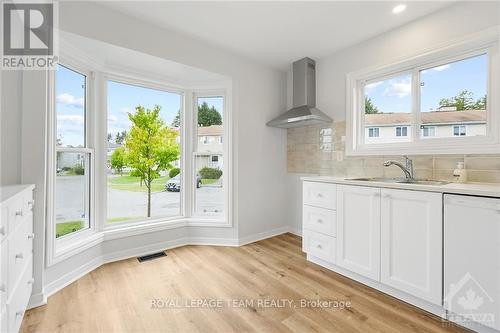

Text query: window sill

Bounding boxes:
[51,231,104,266]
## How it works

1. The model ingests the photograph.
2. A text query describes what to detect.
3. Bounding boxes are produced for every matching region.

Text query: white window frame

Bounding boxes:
[47,56,100,265]
[453,125,467,137]
[422,125,437,138]
[346,28,500,155]
[191,92,228,221]
[47,51,233,264]
[368,127,380,138]
[396,126,408,137]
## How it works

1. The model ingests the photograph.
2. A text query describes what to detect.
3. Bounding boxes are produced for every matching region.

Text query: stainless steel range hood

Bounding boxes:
[267,57,332,128]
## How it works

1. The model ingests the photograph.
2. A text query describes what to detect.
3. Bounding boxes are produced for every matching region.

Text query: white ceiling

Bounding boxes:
[100,1,454,70]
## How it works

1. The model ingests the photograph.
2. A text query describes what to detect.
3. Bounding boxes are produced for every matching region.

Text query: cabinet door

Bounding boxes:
[380,189,442,305]
[336,185,381,281]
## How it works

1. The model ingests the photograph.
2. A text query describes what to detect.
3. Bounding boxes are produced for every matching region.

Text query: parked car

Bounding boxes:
[165,174,202,192]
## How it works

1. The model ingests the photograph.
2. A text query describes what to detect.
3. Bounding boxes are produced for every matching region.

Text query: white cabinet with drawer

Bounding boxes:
[0,185,35,333]
[302,182,337,264]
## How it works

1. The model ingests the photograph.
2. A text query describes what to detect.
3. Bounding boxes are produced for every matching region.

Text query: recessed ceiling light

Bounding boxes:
[392,4,407,14]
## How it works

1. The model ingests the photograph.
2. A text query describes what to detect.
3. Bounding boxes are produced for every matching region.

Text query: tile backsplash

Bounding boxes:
[287,121,500,183]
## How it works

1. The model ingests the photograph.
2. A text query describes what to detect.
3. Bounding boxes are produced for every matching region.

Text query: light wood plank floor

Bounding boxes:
[21,233,469,333]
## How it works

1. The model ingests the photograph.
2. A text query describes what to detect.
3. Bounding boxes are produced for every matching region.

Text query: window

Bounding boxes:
[422,126,436,137]
[368,127,379,138]
[54,64,92,238]
[106,80,182,224]
[396,127,408,137]
[194,96,224,215]
[347,33,500,155]
[453,125,467,137]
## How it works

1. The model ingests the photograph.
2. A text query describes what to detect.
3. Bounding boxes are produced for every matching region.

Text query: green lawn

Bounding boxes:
[201,179,219,185]
[56,220,84,238]
[108,174,169,193]
[107,216,140,224]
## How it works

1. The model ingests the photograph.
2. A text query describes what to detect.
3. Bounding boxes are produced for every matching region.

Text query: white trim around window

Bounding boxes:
[47,50,233,265]
[346,27,500,155]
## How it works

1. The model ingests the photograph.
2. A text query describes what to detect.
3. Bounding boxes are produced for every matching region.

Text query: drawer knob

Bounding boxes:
[28,233,35,240]
[316,244,323,250]
[0,226,4,236]
[317,219,323,224]
[0,283,5,292]
[15,210,23,217]
[15,253,23,260]
[27,278,34,285]
[317,193,323,198]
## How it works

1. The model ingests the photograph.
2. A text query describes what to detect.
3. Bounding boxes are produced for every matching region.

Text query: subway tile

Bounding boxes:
[467,170,500,183]
[433,156,464,170]
[465,157,500,171]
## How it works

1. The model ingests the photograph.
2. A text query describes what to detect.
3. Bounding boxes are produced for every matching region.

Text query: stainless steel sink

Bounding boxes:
[346,177,450,186]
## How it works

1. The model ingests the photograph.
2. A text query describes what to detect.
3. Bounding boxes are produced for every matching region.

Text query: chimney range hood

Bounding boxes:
[267,57,332,128]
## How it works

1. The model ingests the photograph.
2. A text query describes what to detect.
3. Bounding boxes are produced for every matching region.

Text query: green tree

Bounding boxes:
[365,97,379,114]
[439,90,486,111]
[171,110,181,127]
[110,147,126,175]
[198,102,222,127]
[115,130,127,145]
[125,105,180,217]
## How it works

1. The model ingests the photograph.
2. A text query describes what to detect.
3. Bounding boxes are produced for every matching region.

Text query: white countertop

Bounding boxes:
[0,184,35,204]
[301,176,500,198]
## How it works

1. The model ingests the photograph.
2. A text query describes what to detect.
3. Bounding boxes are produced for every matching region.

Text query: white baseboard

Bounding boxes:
[28,291,47,310]
[42,229,298,303]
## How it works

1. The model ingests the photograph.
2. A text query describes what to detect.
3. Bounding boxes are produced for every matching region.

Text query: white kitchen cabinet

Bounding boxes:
[336,185,381,281]
[444,195,500,331]
[380,189,442,305]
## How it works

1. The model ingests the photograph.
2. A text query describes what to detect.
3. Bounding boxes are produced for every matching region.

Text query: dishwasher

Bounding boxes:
[444,194,500,331]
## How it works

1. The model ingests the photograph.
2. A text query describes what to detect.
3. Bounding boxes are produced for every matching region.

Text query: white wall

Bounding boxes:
[287,2,500,230]
[0,71,23,186]
[315,2,500,122]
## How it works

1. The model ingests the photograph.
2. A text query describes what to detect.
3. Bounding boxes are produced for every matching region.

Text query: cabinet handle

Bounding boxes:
[0,283,5,292]
[317,219,323,224]
[316,244,323,250]
[317,193,323,198]
[27,278,34,285]
[15,210,23,217]
[0,226,4,236]
[15,253,23,259]
[28,233,35,240]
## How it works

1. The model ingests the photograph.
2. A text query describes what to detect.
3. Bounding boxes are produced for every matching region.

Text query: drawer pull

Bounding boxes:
[28,233,35,240]
[15,310,24,317]
[0,226,4,236]
[15,210,23,217]
[28,200,35,206]
[316,244,323,250]
[27,278,34,285]
[0,283,5,292]
[317,219,323,224]
[317,193,323,198]
[15,253,23,259]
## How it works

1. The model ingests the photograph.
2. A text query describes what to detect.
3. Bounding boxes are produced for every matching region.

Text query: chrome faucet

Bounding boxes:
[383,156,414,179]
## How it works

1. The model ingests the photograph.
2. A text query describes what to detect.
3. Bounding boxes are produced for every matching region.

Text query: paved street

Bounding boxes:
[56,176,224,223]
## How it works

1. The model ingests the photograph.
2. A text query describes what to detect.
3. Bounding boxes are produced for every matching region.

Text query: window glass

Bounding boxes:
[419,54,487,138]
[55,152,90,238]
[106,81,182,223]
[56,64,86,148]
[363,73,412,144]
[194,96,224,215]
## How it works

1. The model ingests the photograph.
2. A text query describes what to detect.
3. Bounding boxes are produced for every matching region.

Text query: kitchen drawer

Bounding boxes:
[303,182,336,210]
[0,207,8,243]
[303,205,336,236]
[8,215,33,290]
[303,230,336,264]
[7,261,33,333]
[0,241,7,310]
[7,197,25,236]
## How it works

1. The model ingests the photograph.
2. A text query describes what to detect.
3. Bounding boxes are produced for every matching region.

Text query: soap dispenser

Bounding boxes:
[453,162,467,183]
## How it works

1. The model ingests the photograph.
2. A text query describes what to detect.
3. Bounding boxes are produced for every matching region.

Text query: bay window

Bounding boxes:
[346,31,500,155]
[49,56,230,260]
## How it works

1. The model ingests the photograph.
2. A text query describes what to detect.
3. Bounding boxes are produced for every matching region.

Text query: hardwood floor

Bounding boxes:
[21,233,468,333]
